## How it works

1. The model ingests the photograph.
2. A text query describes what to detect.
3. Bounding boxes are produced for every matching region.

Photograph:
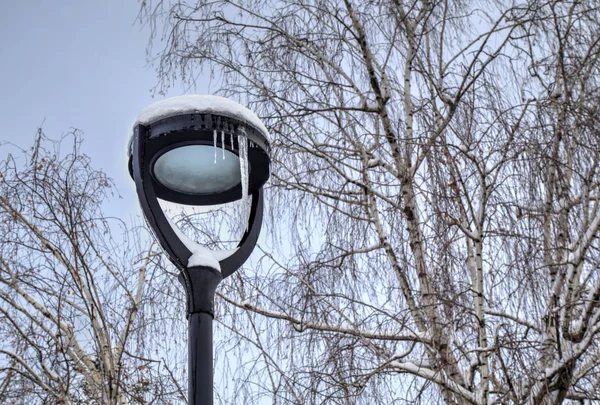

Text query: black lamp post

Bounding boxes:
[128,95,270,405]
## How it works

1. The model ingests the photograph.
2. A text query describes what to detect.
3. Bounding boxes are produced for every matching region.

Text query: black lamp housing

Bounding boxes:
[128,101,270,277]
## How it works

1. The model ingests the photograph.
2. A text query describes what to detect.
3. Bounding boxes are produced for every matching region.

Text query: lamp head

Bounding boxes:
[128,95,270,205]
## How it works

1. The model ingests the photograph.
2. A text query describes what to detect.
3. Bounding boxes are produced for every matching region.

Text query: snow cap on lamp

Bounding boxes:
[128,95,270,157]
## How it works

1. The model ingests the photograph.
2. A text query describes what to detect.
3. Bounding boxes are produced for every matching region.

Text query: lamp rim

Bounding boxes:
[129,112,270,206]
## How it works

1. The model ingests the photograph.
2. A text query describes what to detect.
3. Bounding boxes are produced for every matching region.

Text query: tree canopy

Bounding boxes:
[0,132,185,404]
[2,0,600,403]
[139,0,600,403]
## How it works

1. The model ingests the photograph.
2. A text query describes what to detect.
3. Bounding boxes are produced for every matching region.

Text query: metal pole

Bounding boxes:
[188,312,214,405]
[179,266,223,405]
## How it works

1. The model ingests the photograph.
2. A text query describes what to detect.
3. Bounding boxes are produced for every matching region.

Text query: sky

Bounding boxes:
[0,3,261,400]
[0,1,208,219]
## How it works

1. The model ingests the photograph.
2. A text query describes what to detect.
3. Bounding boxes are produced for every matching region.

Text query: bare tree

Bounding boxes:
[137,0,600,403]
[0,131,187,404]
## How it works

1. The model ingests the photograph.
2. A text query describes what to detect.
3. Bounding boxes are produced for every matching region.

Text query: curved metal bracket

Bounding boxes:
[133,123,265,277]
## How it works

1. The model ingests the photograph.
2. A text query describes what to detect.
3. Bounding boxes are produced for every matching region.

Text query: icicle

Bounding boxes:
[230,132,234,150]
[238,127,248,200]
[238,126,250,230]
[221,130,225,159]
[213,129,217,163]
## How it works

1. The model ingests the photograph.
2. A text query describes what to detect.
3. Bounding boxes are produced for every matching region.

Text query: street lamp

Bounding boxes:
[128,95,270,405]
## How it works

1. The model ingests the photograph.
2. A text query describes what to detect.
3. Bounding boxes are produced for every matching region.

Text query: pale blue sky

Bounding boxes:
[0,3,273,402]
[0,1,207,217]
